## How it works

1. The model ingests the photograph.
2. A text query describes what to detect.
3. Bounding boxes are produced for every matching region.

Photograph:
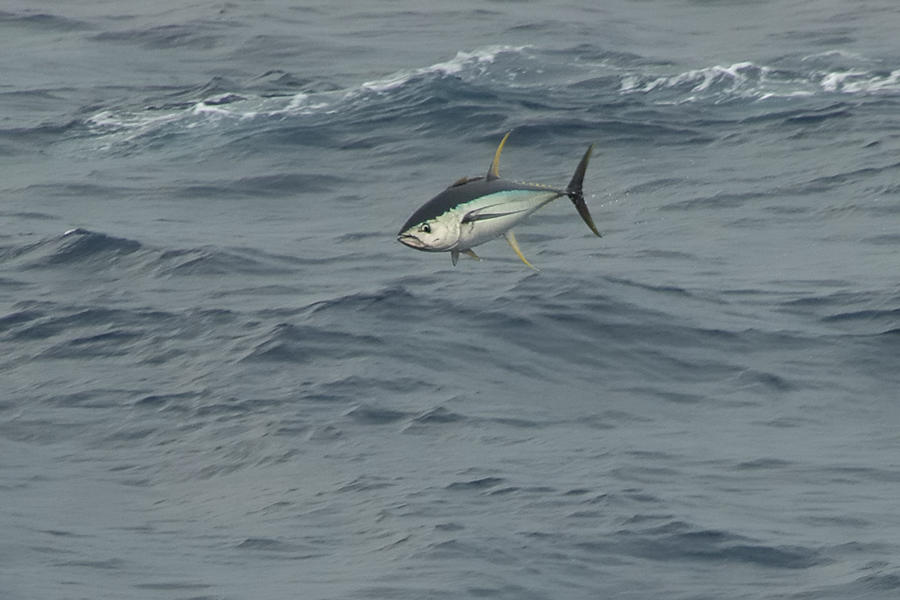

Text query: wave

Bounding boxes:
[239,322,380,364]
[76,45,531,152]
[148,246,296,277]
[574,518,828,569]
[41,44,900,159]
[619,61,900,103]
[92,23,225,51]
[0,228,301,278]
[0,228,142,269]
[359,45,528,93]
[0,9,91,32]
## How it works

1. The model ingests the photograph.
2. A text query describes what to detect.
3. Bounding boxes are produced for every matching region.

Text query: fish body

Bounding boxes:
[397,133,600,269]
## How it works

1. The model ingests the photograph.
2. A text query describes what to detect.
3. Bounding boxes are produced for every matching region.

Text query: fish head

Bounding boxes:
[397,213,460,252]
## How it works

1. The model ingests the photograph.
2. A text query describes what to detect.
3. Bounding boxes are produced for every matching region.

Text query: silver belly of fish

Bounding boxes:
[456,190,562,250]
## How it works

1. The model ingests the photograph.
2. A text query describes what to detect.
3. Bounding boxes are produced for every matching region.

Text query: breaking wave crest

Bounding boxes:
[80,45,531,152]
[73,45,898,154]
[619,60,900,103]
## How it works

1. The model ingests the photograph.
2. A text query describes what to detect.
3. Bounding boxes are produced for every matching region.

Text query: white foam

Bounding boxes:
[86,109,183,143]
[801,50,867,63]
[86,110,120,128]
[620,62,762,96]
[283,92,330,115]
[757,90,815,101]
[82,45,534,150]
[820,70,869,92]
[620,58,900,103]
[360,45,529,93]
[821,69,900,93]
[87,92,281,147]
[192,102,232,117]
[618,75,639,93]
[285,92,309,111]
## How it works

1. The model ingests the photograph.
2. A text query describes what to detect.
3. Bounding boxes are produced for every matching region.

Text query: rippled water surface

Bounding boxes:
[2,1,900,599]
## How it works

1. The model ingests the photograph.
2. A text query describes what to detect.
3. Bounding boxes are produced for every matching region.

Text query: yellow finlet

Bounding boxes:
[486,131,511,180]
[504,230,539,271]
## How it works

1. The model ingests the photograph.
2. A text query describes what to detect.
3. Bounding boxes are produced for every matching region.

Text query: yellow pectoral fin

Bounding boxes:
[504,230,539,271]
[462,249,481,261]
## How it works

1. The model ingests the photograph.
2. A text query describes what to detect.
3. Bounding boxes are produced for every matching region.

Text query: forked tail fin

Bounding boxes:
[566,144,601,237]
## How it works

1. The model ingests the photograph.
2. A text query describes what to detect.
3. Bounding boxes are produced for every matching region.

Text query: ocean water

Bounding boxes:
[2,1,900,598]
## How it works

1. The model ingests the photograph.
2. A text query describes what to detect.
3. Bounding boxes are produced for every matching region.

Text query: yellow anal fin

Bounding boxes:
[504,230,539,271]
[462,249,481,261]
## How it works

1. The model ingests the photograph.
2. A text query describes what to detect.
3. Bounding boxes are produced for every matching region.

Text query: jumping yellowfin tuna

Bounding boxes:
[397,132,600,269]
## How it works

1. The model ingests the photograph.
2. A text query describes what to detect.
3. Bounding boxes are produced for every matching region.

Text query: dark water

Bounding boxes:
[2,1,900,598]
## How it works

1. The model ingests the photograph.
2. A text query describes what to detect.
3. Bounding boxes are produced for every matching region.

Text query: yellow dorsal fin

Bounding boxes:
[486,131,511,181]
[504,230,539,271]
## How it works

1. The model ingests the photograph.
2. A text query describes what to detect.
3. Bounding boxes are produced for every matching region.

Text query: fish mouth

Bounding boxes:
[397,233,425,250]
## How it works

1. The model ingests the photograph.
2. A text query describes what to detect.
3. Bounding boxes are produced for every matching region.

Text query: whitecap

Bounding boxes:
[620,62,762,96]
[360,45,530,93]
[78,46,533,151]
[282,92,330,115]
[820,70,871,92]
[757,90,815,101]
[191,101,232,117]
[821,69,900,93]
[619,58,900,103]
[801,49,868,63]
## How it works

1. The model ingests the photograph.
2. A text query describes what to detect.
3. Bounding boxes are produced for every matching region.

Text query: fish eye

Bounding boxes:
[421,223,431,234]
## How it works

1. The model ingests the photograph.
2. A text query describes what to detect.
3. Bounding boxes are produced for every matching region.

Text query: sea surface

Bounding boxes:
[2,1,900,599]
